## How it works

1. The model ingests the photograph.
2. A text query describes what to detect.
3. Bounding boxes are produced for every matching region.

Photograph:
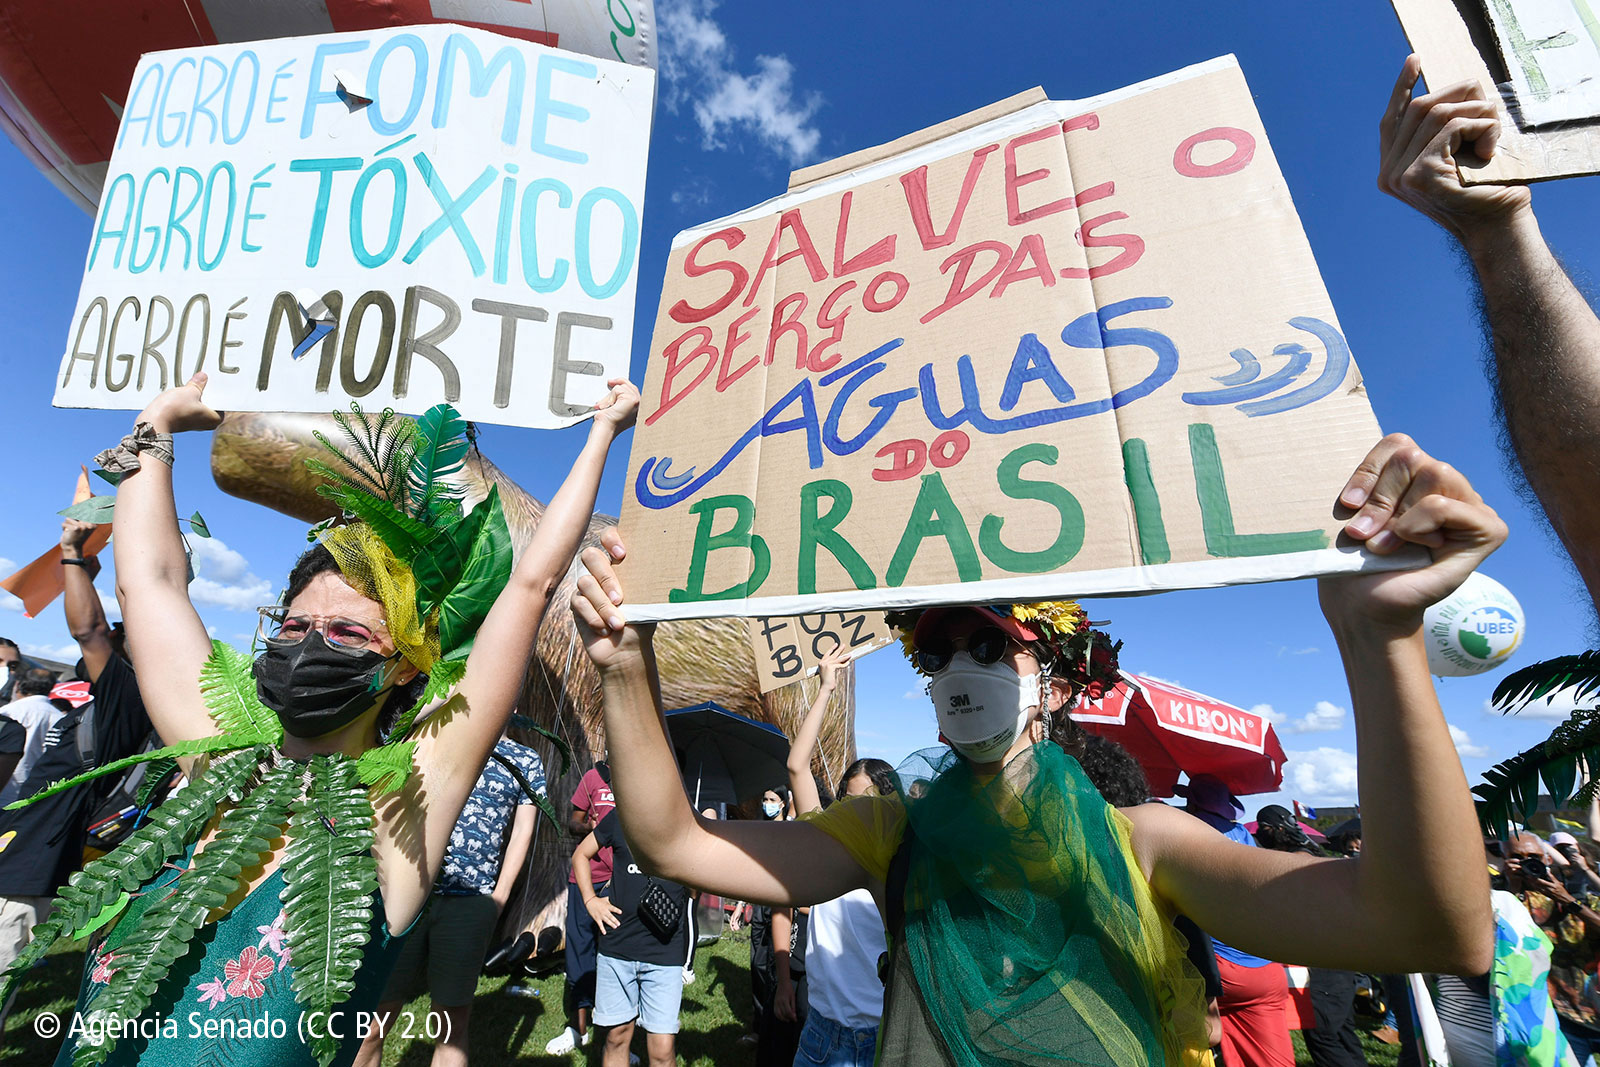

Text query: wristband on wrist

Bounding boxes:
[61,557,91,567]
[93,422,175,476]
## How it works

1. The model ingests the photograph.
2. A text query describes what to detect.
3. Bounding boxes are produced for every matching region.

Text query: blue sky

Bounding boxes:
[2,0,1597,817]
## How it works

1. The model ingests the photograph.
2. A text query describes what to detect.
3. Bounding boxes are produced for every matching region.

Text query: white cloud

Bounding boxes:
[1285,700,1346,734]
[903,688,925,701]
[659,0,823,163]
[22,641,84,664]
[1250,702,1283,725]
[187,537,274,613]
[0,558,20,613]
[1277,646,1320,657]
[1449,723,1489,759]
[1284,747,1360,804]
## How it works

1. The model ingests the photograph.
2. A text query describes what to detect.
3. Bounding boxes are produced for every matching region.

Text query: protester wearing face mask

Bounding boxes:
[748,785,803,1066]
[567,432,1503,1067]
[37,373,639,1067]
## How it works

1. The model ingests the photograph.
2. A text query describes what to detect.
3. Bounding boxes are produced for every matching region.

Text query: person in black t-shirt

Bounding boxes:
[573,809,689,1067]
[0,519,153,1033]
[0,719,23,790]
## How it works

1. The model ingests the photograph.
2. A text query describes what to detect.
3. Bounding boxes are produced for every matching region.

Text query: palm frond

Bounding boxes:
[0,748,262,1009]
[406,405,469,522]
[1493,650,1600,710]
[354,742,416,796]
[5,730,261,809]
[1475,708,1600,838]
[511,715,573,779]
[70,757,297,1066]
[311,480,435,563]
[135,758,180,808]
[282,756,379,1067]
[200,640,283,742]
[311,405,418,504]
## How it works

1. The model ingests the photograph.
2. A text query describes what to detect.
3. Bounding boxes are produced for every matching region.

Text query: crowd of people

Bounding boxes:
[4,48,1600,1067]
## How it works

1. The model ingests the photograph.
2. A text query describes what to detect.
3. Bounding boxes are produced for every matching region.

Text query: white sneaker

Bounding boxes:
[582,1029,593,1047]
[544,1026,581,1054]
[681,968,696,986]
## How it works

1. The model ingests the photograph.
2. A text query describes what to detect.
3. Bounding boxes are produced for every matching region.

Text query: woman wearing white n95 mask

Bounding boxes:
[567,433,1502,1067]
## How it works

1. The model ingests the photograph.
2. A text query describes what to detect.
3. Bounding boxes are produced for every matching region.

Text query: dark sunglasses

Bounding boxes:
[913,626,1013,674]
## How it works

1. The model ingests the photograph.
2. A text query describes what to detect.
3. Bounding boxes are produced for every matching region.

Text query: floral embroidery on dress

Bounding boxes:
[197,976,228,1008]
[224,945,275,999]
[257,909,289,963]
[90,952,119,984]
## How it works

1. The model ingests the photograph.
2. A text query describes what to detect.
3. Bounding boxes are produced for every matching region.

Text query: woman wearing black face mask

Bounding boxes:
[27,374,639,1067]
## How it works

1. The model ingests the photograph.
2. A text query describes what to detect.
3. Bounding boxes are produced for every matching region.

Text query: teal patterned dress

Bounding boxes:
[1493,889,1581,1067]
[53,843,413,1067]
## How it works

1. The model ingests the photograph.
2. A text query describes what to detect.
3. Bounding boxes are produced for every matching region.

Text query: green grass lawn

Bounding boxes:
[0,932,753,1066]
[0,930,1406,1066]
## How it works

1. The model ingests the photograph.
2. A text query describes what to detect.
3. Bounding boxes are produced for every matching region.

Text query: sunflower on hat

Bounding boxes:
[886,601,1123,700]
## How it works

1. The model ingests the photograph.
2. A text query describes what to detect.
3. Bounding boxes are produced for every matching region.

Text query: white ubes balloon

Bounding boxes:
[1422,572,1526,677]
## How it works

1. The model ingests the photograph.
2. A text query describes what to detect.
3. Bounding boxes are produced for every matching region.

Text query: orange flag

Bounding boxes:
[0,468,112,618]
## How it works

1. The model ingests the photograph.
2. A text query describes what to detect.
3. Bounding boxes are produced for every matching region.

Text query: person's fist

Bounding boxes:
[1377,54,1530,242]
[137,373,222,435]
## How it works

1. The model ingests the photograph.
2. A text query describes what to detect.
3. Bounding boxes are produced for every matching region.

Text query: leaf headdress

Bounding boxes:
[3,404,514,1066]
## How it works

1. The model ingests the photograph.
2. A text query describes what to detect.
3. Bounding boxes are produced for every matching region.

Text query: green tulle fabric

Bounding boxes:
[896,743,1210,1067]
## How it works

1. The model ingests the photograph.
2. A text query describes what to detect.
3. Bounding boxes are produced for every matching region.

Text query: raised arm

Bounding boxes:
[492,803,537,915]
[60,519,113,683]
[1133,435,1502,975]
[1379,56,1600,607]
[110,375,224,758]
[786,644,849,816]
[419,382,638,821]
[569,543,871,907]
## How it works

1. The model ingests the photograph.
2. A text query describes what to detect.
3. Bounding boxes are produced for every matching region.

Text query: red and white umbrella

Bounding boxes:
[1069,672,1286,798]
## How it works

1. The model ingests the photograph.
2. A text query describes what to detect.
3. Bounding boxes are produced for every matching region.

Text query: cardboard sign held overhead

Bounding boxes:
[748,611,893,694]
[619,56,1405,622]
[53,25,654,427]
[1391,0,1600,182]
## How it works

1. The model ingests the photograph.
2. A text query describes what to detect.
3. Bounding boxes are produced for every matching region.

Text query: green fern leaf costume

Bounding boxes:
[9,404,514,1067]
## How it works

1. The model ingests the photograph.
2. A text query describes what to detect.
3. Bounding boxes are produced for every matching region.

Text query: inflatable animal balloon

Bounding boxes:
[0,0,656,211]
[210,410,858,945]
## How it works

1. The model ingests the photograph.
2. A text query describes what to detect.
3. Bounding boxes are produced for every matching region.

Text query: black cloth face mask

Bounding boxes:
[253,631,401,739]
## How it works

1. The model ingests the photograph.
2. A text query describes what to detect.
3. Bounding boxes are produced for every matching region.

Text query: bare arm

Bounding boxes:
[570,558,871,907]
[112,377,225,770]
[416,382,638,849]
[772,906,796,1021]
[786,645,848,816]
[492,803,537,912]
[60,520,113,683]
[1379,57,1600,605]
[1134,436,1501,975]
[573,829,622,931]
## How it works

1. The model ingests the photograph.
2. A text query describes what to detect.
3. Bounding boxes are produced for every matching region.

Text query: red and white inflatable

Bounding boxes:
[0,0,655,211]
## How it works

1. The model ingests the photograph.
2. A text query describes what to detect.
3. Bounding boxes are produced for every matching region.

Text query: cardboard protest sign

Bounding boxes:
[1,469,111,618]
[619,56,1403,622]
[747,611,893,693]
[53,25,654,427]
[1482,0,1600,126]
[1391,0,1600,181]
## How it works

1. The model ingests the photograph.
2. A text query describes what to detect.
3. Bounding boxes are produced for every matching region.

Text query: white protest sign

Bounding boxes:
[54,25,654,428]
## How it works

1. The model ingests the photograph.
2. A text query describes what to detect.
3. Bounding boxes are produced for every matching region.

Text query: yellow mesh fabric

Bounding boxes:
[317,523,439,672]
[798,792,908,883]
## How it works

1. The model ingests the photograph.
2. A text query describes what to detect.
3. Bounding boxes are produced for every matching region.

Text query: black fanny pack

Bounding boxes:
[637,878,682,941]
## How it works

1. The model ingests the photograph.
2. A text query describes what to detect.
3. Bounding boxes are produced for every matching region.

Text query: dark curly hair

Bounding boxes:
[1074,735,1151,808]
